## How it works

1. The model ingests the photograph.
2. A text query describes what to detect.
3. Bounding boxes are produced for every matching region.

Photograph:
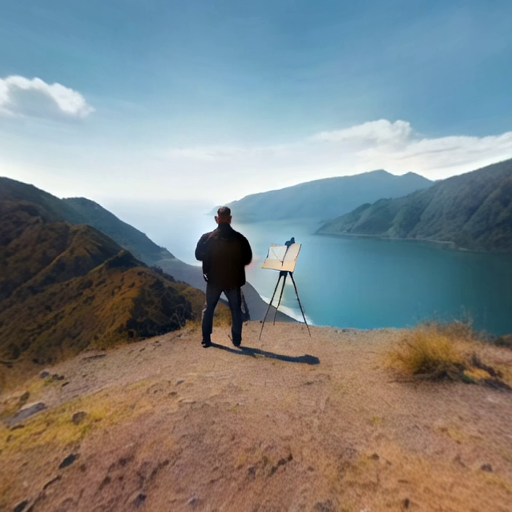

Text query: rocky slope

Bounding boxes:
[1,323,511,512]
[0,198,217,390]
[317,158,512,252]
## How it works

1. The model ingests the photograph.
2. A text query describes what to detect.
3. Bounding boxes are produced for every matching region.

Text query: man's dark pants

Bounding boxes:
[202,283,243,345]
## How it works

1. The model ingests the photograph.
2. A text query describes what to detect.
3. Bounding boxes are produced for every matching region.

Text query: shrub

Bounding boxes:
[387,322,511,390]
[388,326,465,380]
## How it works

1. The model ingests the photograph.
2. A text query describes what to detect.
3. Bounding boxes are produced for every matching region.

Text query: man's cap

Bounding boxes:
[217,206,231,217]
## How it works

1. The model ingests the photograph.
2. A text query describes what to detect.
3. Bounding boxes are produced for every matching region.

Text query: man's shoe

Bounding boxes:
[232,338,241,348]
[201,339,212,348]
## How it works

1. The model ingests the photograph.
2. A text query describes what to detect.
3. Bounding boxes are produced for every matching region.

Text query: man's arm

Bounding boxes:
[195,233,210,261]
[241,235,252,266]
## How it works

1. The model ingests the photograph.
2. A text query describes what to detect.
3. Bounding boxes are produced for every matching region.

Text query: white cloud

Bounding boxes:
[310,119,412,144]
[159,119,512,201]
[2,118,511,205]
[0,75,94,118]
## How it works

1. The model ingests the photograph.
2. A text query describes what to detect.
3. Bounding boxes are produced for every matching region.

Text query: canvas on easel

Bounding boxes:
[260,240,310,339]
[262,243,301,272]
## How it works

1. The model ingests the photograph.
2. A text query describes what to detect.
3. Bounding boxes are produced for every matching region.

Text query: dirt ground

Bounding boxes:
[1,322,512,512]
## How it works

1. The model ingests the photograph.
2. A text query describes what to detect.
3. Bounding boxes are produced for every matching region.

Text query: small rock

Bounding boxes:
[82,354,106,361]
[481,463,493,472]
[313,500,335,512]
[19,392,30,405]
[43,475,61,490]
[369,453,379,461]
[175,378,185,385]
[453,454,465,467]
[72,412,87,425]
[99,476,111,491]
[187,496,199,507]
[402,498,410,509]
[59,454,79,469]
[7,402,46,427]
[12,499,30,512]
[40,370,50,379]
[133,493,146,506]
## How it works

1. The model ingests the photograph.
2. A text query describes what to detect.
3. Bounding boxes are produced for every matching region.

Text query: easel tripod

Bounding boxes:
[259,270,311,339]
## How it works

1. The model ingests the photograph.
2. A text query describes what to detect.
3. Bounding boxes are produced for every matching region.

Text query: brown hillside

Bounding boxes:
[0,201,226,391]
[0,200,122,303]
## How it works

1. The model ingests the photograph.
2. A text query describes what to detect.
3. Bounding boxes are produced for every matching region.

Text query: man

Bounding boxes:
[195,206,252,348]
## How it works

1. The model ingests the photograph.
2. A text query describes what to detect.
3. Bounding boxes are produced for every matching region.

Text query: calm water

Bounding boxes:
[153,214,512,335]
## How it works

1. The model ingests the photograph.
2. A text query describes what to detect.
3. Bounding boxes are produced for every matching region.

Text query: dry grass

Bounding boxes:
[0,386,153,456]
[387,321,510,388]
[388,325,466,379]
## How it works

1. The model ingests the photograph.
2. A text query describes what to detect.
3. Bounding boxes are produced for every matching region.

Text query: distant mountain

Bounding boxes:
[0,179,172,265]
[222,170,433,222]
[64,197,173,264]
[0,177,85,224]
[317,159,512,252]
[0,194,220,389]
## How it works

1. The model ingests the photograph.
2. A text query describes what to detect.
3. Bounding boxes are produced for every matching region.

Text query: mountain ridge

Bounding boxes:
[317,158,512,252]
[0,193,226,390]
[221,169,433,222]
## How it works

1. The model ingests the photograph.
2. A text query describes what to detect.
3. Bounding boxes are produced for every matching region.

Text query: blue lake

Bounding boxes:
[155,215,512,335]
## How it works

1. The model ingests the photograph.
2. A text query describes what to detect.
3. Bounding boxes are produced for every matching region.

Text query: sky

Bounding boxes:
[1,0,512,209]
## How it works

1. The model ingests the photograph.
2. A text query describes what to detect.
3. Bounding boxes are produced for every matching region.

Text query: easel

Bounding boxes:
[259,240,311,339]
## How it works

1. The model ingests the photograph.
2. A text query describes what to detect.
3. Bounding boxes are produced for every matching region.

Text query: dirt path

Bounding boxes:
[1,323,512,512]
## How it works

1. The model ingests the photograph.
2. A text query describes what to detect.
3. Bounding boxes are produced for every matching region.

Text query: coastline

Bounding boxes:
[315,230,468,251]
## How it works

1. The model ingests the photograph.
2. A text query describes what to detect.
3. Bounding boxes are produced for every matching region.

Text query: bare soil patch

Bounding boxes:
[1,323,512,512]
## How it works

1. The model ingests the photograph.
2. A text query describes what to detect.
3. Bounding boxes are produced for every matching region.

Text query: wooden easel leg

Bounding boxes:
[290,273,311,337]
[259,274,282,340]
[273,272,288,325]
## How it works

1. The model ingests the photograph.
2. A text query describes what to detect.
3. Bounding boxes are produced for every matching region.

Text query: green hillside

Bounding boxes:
[317,159,512,252]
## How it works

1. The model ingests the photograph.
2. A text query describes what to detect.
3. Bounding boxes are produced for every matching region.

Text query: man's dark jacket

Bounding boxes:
[195,224,252,289]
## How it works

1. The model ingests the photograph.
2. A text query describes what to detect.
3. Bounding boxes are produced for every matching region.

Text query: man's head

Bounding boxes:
[215,206,232,224]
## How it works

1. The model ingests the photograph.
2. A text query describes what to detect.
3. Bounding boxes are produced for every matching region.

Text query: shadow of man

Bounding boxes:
[210,343,320,365]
